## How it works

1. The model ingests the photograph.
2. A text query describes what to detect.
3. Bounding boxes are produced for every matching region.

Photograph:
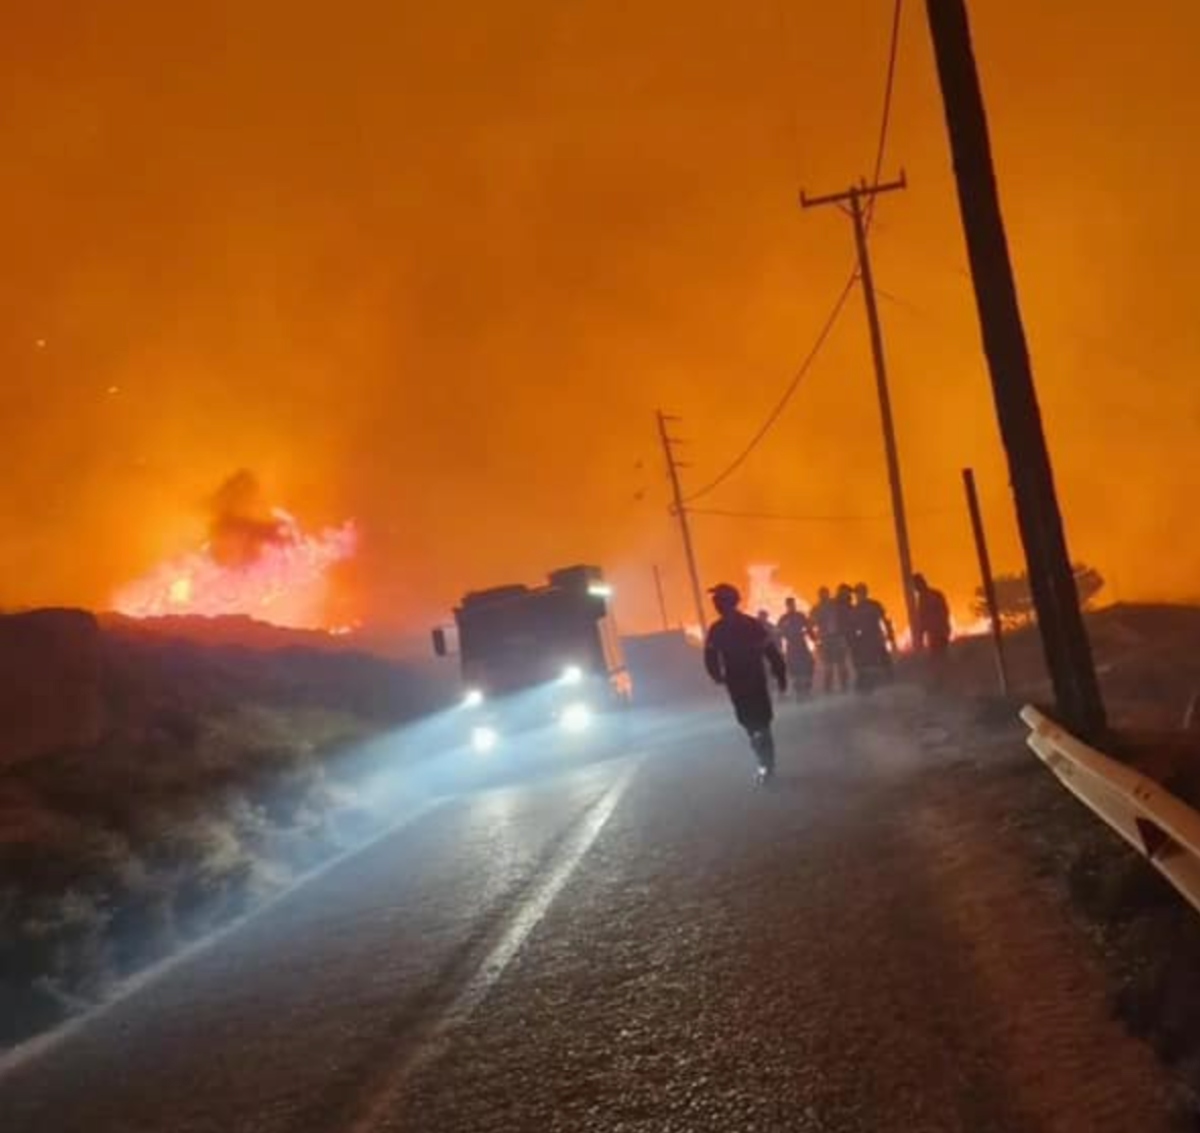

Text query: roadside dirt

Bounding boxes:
[906,689,1200,1123]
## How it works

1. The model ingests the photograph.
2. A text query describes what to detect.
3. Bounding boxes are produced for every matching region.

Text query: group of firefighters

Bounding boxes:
[760,574,951,697]
[703,573,952,783]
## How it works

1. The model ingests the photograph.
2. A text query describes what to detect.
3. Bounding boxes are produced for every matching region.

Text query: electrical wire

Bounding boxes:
[866,0,905,227]
[691,501,956,525]
[682,272,856,503]
[684,0,906,504]
[690,506,893,524]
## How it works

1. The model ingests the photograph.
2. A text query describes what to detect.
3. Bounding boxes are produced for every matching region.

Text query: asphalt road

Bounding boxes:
[0,690,1183,1132]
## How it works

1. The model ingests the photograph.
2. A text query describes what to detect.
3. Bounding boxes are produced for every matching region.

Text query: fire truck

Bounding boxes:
[433,565,632,754]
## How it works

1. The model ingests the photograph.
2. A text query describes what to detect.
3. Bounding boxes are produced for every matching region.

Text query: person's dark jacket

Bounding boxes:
[704,611,787,730]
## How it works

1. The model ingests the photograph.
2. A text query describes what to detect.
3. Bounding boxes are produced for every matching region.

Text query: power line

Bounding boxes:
[691,503,955,524]
[867,0,905,220]
[683,273,856,503]
[684,0,906,505]
[691,506,894,524]
[877,278,1172,396]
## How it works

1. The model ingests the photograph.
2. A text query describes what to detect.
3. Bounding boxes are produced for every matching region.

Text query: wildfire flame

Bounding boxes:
[952,615,993,638]
[746,564,807,621]
[680,565,805,644]
[113,508,357,630]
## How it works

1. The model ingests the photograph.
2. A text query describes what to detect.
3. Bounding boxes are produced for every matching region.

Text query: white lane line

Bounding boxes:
[0,798,447,1081]
[347,759,640,1133]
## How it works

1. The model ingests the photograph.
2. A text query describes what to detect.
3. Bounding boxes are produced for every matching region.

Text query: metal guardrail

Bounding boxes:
[1021,705,1200,915]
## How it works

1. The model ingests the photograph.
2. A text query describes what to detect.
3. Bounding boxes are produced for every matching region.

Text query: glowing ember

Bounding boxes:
[113,508,357,630]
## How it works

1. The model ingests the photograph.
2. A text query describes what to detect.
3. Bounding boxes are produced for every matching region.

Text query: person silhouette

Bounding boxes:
[849,582,896,693]
[777,596,816,698]
[704,583,788,783]
[913,572,952,657]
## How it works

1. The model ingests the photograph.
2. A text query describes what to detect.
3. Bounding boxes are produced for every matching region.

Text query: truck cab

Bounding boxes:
[433,565,631,753]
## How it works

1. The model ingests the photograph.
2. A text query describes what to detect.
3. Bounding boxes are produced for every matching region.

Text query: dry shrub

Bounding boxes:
[19,890,113,1002]
[0,697,397,1050]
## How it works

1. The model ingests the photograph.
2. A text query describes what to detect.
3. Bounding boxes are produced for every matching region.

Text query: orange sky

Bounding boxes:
[3,1,1199,634]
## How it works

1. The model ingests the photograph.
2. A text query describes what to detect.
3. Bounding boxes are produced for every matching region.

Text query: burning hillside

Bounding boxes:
[112,471,357,631]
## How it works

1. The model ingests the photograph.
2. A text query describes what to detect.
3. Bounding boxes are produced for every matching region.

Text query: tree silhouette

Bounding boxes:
[972,563,1104,629]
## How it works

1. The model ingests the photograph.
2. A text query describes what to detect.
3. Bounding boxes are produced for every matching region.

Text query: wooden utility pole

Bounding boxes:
[656,411,707,633]
[925,0,1105,736]
[962,468,1010,695]
[801,175,919,647]
[652,564,671,631]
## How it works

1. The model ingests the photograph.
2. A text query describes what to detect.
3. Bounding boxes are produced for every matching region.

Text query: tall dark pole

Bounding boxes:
[656,410,707,633]
[652,563,671,632]
[801,176,919,646]
[924,0,1104,736]
[962,468,1010,695]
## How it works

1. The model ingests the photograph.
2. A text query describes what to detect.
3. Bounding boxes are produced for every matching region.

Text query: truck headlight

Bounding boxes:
[471,725,499,753]
[560,702,592,734]
[560,664,584,686]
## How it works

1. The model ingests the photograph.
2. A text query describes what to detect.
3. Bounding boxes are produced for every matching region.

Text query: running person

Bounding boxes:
[704,583,788,783]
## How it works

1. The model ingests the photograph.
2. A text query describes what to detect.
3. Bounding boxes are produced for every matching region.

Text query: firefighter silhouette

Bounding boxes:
[913,572,952,657]
[849,582,896,693]
[704,583,787,782]
[777,596,816,698]
[812,585,852,694]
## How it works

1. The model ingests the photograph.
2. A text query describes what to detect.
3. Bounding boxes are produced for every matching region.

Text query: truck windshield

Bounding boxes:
[459,590,605,696]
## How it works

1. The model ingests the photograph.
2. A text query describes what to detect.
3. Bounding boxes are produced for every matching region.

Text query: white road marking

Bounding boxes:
[347,759,640,1133]
[0,798,446,1080]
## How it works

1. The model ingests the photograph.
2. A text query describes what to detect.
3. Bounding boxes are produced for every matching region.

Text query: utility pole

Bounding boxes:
[962,467,1010,695]
[801,175,919,648]
[924,0,1105,736]
[652,564,671,632]
[656,410,707,633]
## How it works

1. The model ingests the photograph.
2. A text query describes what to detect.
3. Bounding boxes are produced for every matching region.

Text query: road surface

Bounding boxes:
[0,690,1182,1131]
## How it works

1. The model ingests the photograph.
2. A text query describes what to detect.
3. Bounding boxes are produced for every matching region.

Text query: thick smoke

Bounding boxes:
[110,469,357,628]
[207,470,287,567]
